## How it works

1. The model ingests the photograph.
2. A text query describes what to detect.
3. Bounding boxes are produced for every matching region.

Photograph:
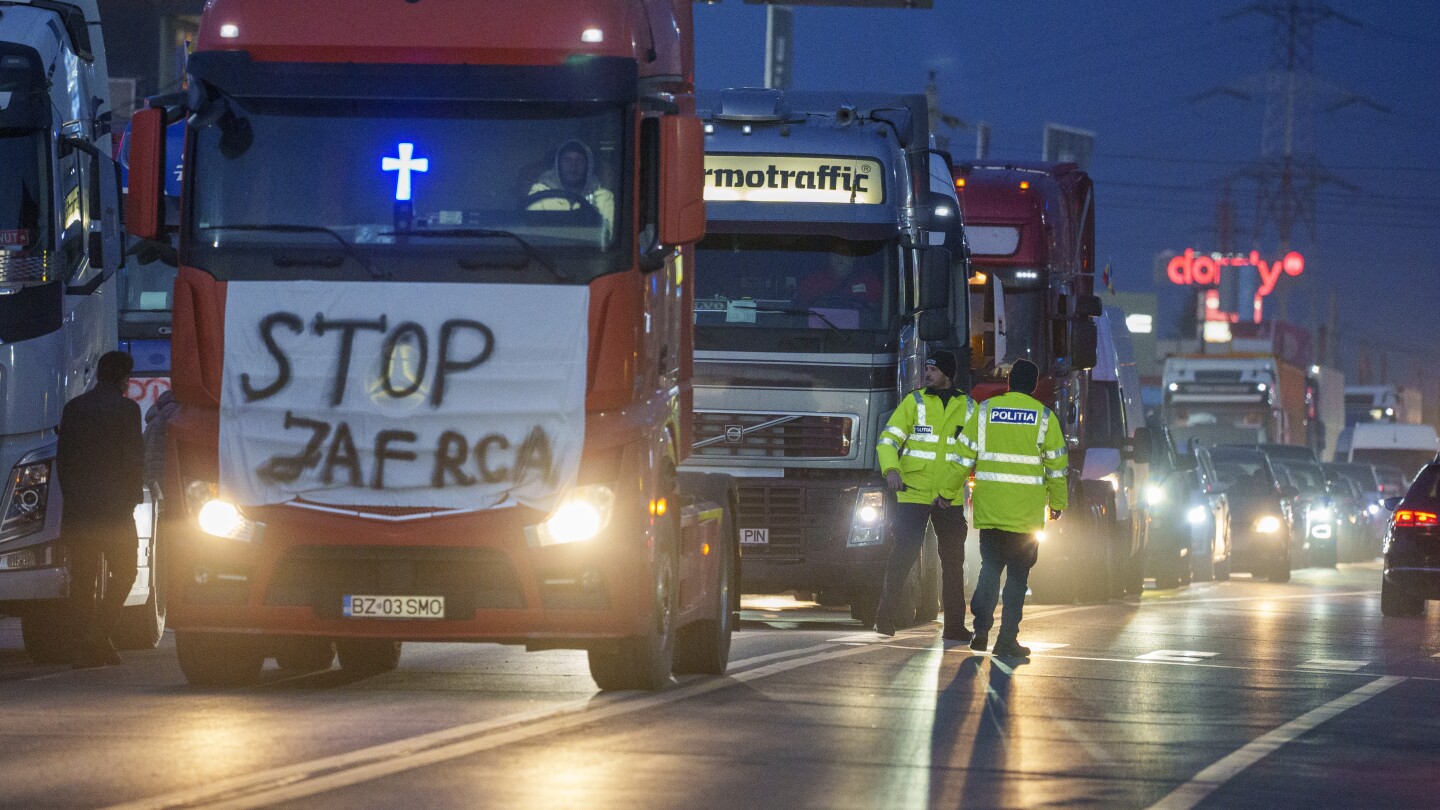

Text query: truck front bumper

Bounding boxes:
[733,477,889,595]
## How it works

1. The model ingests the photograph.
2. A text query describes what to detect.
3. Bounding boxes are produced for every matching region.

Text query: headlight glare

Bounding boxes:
[186,480,260,541]
[1186,506,1207,525]
[1255,516,1282,534]
[1145,485,1165,507]
[528,485,615,547]
[847,487,887,547]
[1309,506,1333,523]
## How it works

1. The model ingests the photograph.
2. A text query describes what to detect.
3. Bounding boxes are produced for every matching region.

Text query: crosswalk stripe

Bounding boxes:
[1298,659,1369,672]
[1136,650,1220,663]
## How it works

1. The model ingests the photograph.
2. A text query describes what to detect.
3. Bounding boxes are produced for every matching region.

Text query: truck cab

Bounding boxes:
[0,0,159,661]
[686,89,964,625]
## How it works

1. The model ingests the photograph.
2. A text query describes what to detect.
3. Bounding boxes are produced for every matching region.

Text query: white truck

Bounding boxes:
[0,0,163,662]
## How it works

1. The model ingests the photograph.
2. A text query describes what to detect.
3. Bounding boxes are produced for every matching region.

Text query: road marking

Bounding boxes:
[1137,650,1219,663]
[1144,590,1376,606]
[1147,676,1405,810]
[104,634,919,810]
[1298,659,1369,672]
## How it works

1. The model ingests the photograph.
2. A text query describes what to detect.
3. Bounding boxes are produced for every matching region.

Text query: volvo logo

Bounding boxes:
[724,425,744,443]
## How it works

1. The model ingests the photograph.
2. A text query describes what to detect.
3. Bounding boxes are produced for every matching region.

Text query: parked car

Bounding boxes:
[1203,446,1293,582]
[1380,462,1440,617]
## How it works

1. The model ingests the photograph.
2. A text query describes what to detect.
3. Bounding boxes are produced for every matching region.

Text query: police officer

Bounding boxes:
[940,358,1067,657]
[874,350,975,639]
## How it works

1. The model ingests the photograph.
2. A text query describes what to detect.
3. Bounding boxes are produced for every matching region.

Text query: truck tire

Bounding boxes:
[914,528,941,623]
[1381,579,1425,617]
[274,637,336,673]
[115,518,166,650]
[1074,481,1113,604]
[590,495,679,690]
[21,602,75,664]
[674,488,737,676]
[176,631,264,687]
[335,639,402,677]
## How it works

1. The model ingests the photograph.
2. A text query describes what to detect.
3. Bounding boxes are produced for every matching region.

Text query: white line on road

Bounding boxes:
[1143,590,1377,606]
[1298,659,1369,672]
[104,633,925,810]
[1137,650,1220,663]
[1146,675,1406,810]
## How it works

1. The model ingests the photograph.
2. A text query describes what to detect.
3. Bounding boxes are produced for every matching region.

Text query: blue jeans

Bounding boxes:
[970,529,1038,642]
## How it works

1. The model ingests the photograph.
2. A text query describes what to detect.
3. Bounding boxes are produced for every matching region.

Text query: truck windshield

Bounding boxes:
[0,130,51,282]
[694,233,896,348]
[187,98,627,283]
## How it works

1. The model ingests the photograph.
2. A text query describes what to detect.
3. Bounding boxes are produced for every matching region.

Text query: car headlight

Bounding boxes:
[1309,506,1333,523]
[1187,505,1207,525]
[185,480,260,541]
[1145,485,1166,507]
[847,487,886,547]
[1,459,51,543]
[1367,503,1380,516]
[1254,515,1282,534]
[527,484,615,547]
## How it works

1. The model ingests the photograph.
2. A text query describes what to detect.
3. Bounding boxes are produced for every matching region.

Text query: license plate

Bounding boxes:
[739,528,769,546]
[343,595,446,619]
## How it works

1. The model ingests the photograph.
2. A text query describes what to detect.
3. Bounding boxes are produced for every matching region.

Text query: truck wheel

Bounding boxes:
[1381,579,1425,617]
[336,639,402,676]
[674,491,737,676]
[1269,548,1292,583]
[21,602,76,664]
[274,638,336,673]
[590,504,679,691]
[175,631,264,687]
[115,519,166,650]
[914,528,941,623]
[1214,555,1231,582]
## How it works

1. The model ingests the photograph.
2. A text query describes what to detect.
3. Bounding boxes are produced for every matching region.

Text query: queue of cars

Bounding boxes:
[1143,434,1406,587]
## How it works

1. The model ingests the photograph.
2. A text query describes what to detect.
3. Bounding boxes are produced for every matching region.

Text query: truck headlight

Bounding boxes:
[1254,516,1282,534]
[527,484,615,546]
[1187,506,1207,525]
[847,488,886,547]
[1145,485,1165,507]
[1,459,51,543]
[185,480,260,541]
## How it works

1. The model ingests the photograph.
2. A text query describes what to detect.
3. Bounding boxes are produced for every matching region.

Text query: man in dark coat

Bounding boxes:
[57,351,144,668]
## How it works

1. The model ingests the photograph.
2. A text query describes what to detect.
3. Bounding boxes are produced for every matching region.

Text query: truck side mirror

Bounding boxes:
[918,247,951,311]
[1070,319,1098,370]
[915,190,958,233]
[1126,426,1153,465]
[659,115,706,247]
[126,107,167,241]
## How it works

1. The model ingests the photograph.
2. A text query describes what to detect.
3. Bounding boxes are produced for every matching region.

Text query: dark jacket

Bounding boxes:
[57,384,144,528]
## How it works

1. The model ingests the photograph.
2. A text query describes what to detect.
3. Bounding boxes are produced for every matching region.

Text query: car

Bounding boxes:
[1322,472,1373,562]
[1324,462,1387,555]
[1202,445,1293,582]
[1380,462,1440,617]
[1375,465,1411,500]
[1271,459,1339,567]
[1145,433,1231,586]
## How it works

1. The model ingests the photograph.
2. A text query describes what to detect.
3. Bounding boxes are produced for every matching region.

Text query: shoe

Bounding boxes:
[875,618,896,637]
[991,639,1031,657]
[969,630,988,652]
[942,625,973,643]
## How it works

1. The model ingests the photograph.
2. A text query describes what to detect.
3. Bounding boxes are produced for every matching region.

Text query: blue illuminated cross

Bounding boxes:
[382,143,429,202]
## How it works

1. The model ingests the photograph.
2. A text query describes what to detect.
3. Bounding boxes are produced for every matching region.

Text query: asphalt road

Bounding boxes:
[1,562,1436,810]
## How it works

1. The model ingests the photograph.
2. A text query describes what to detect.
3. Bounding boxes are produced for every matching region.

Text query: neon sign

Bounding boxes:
[1167,249,1304,296]
[382,143,429,202]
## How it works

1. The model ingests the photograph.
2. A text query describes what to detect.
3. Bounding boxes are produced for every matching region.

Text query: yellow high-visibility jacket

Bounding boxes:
[940,391,1068,532]
[877,388,976,505]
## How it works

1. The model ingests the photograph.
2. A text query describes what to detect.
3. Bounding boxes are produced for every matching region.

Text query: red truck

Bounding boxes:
[124,0,735,690]
[952,161,1151,602]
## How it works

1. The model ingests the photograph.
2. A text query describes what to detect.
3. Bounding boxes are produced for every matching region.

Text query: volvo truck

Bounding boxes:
[125,0,736,690]
[0,0,164,662]
[686,89,966,626]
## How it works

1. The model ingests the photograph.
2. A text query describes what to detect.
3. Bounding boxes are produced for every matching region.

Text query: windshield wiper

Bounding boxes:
[749,305,846,337]
[379,228,565,281]
[199,224,387,279]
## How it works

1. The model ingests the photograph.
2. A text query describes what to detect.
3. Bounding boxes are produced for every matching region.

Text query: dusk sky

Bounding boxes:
[695,1,1439,388]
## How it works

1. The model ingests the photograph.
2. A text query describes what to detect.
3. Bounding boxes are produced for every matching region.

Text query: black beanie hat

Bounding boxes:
[926,350,958,382]
[1009,358,1039,394]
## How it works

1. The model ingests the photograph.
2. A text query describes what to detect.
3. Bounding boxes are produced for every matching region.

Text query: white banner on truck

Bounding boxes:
[220,282,588,513]
[703,154,884,204]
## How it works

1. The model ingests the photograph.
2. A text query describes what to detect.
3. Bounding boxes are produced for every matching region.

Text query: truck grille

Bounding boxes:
[692,412,854,459]
[735,481,847,562]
